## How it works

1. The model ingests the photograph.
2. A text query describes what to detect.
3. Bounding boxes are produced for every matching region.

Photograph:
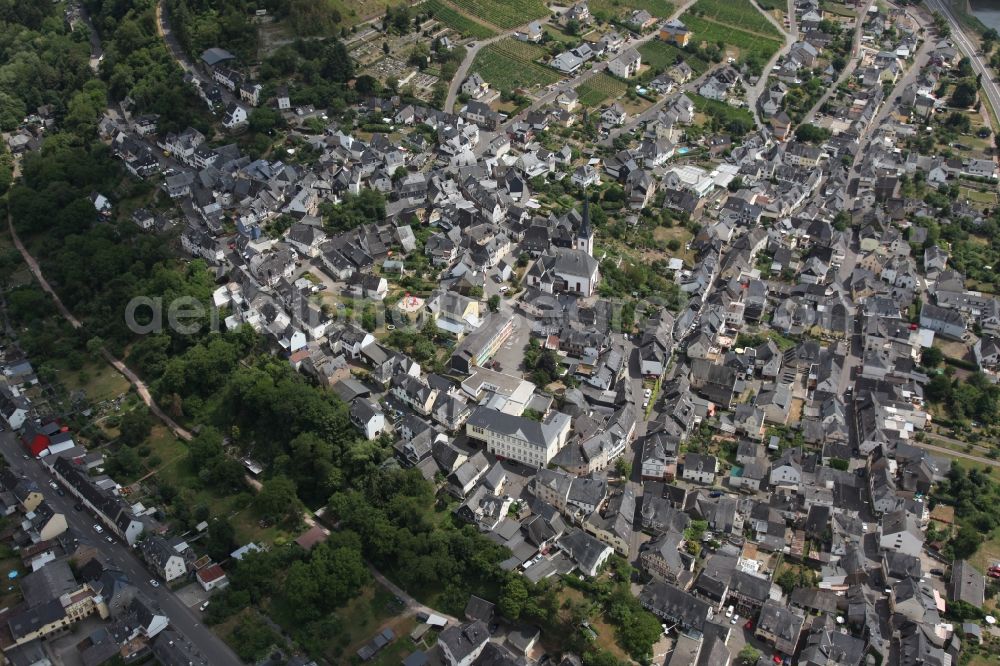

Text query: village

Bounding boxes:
[2,0,1000,665]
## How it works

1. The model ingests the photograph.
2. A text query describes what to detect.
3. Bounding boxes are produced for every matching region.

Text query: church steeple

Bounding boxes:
[577,190,594,256]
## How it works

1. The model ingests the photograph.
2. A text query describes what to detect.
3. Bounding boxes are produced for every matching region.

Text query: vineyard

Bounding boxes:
[471,38,560,92]
[575,73,629,106]
[447,0,549,29]
[423,0,497,38]
[686,0,783,38]
[587,0,675,20]
[638,40,710,76]
[680,14,782,62]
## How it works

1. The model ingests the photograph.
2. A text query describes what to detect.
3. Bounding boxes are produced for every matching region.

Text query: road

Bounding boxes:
[849,35,934,175]
[444,31,511,113]
[154,0,236,108]
[801,0,874,125]
[368,567,460,625]
[926,0,1000,129]
[745,38,795,127]
[599,63,717,147]
[74,1,103,73]
[735,0,795,127]
[0,432,242,666]
[7,214,194,442]
[910,437,1000,468]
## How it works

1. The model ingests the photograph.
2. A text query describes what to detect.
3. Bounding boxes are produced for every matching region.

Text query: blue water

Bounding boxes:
[677,147,692,154]
[971,0,1000,32]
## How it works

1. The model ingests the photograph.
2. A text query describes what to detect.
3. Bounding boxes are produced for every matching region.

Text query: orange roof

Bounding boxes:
[197,564,226,583]
[294,526,329,551]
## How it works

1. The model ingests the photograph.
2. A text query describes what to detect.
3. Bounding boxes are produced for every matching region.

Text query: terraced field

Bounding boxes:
[423,0,497,38]
[575,73,629,106]
[687,0,783,37]
[447,0,549,29]
[638,40,710,75]
[681,14,782,62]
[471,38,560,93]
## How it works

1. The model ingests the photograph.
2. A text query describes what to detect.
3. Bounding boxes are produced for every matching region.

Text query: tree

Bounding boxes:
[254,475,300,523]
[738,646,762,666]
[950,81,978,109]
[949,525,981,560]
[795,123,831,144]
[499,576,529,619]
[488,294,501,312]
[615,457,632,479]
[921,347,944,368]
[119,407,153,447]
[205,519,236,561]
[248,107,282,135]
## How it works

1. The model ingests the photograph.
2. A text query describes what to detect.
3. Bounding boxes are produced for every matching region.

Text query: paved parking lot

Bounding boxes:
[491,312,531,376]
[175,581,212,610]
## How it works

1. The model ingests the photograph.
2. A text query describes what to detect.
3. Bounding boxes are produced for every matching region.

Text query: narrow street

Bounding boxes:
[0,432,242,666]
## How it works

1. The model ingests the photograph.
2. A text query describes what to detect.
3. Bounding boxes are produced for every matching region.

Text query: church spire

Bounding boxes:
[577,189,594,256]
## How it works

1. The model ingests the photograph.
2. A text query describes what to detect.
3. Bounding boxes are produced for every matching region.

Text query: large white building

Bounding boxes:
[466,407,572,467]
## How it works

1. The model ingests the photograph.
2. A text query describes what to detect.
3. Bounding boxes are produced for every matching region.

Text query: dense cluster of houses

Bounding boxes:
[13,0,990,664]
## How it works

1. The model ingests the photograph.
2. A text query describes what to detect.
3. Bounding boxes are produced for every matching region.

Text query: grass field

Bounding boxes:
[471,38,560,92]
[819,1,857,18]
[688,0,783,37]
[588,0,675,20]
[576,73,628,105]
[58,360,131,403]
[423,0,497,37]
[680,14,782,61]
[688,94,753,127]
[638,39,710,75]
[447,0,549,29]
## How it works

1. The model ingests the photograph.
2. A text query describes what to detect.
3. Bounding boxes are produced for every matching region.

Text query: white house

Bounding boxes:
[196,564,229,591]
[222,103,248,130]
[350,398,385,440]
[608,48,641,78]
[878,509,924,557]
[439,621,490,666]
[466,407,572,468]
[682,453,717,484]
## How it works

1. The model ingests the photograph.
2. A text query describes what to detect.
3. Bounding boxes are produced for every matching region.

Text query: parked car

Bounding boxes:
[200,601,210,611]
[93,524,103,534]
[150,579,160,588]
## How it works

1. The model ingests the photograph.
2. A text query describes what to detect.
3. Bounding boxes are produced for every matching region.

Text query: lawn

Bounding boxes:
[588,0,675,21]
[0,545,23,611]
[959,185,998,206]
[680,14,782,61]
[576,73,628,106]
[471,38,560,93]
[971,529,1000,587]
[310,582,414,664]
[819,1,857,18]
[690,93,756,128]
[638,39,710,76]
[687,0,783,38]
[55,360,130,404]
[447,0,549,29]
[423,0,497,38]
[557,587,630,662]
